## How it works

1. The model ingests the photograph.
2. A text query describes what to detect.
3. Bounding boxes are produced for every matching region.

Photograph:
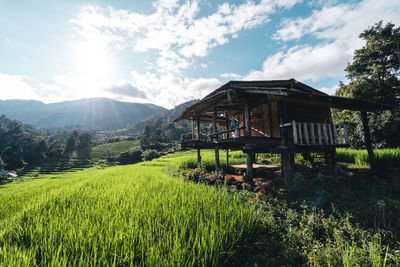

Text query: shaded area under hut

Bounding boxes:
[175,79,391,187]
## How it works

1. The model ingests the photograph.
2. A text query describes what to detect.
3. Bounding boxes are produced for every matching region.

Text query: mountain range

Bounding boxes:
[0,98,166,130]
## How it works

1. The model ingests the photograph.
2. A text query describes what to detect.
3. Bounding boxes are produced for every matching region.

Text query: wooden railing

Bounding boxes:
[280,121,349,146]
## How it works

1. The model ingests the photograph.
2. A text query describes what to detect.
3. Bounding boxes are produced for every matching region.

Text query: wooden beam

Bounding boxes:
[361,111,375,171]
[244,101,251,137]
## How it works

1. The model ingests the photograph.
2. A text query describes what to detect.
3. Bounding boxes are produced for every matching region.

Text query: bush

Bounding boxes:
[142,150,161,161]
[115,149,143,164]
[180,167,206,183]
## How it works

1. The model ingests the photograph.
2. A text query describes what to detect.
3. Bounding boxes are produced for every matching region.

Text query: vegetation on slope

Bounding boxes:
[0,149,399,266]
[91,139,140,161]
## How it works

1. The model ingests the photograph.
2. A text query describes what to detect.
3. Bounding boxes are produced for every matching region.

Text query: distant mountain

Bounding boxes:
[0,98,166,130]
[125,99,199,136]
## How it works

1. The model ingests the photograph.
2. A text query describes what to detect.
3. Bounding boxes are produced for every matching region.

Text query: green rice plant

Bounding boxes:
[0,155,259,266]
[337,148,400,169]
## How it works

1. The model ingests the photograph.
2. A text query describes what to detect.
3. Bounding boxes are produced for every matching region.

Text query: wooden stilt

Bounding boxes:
[196,116,201,167]
[244,101,253,177]
[289,154,295,167]
[361,111,375,171]
[282,152,292,187]
[213,106,220,172]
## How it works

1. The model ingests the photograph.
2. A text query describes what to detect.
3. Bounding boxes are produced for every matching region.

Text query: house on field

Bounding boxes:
[175,79,390,187]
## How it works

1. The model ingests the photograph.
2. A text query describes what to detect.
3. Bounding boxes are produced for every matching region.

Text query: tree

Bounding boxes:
[64,134,77,157]
[334,22,400,148]
[76,133,92,158]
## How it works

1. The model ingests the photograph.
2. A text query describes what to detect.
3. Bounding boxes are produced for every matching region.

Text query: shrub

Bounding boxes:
[142,150,161,161]
[180,167,206,183]
[115,149,143,164]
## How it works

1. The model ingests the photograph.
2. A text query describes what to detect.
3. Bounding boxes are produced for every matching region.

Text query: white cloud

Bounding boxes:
[245,0,400,89]
[130,70,221,108]
[105,81,148,99]
[319,85,338,95]
[0,73,65,103]
[221,72,242,79]
[71,0,301,73]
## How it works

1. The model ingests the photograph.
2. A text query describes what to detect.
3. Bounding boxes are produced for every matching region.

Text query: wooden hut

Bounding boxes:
[175,79,390,186]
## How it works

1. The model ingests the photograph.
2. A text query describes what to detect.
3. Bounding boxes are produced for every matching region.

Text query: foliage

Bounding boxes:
[0,158,257,266]
[138,100,198,150]
[337,148,400,169]
[0,149,399,265]
[90,139,140,161]
[180,167,206,183]
[333,22,400,148]
[142,149,161,161]
[76,132,92,158]
[114,148,143,164]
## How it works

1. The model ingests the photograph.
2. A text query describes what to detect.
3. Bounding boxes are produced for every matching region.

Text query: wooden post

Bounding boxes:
[196,116,201,167]
[328,124,333,145]
[279,102,291,186]
[191,117,194,140]
[244,101,251,137]
[268,103,274,137]
[361,111,375,171]
[282,152,292,187]
[332,125,338,145]
[213,106,220,172]
[244,101,253,178]
[225,115,229,170]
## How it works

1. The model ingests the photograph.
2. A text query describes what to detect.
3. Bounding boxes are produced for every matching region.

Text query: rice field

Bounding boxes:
[0,148,399,266]
[0,154,258,266]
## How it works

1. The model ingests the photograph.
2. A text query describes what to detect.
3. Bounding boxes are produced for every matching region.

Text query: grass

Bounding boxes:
[337,148,400,169]
[91,139,140,161]
[0,148,399,265]
[0,155,258,266]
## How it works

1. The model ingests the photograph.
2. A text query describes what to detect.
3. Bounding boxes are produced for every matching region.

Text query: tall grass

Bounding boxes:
[0,158,258,266]
[0,149,399,266]
[337,148,400,168]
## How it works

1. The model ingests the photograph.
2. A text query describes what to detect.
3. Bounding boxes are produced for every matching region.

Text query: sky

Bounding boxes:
[0,0,399,108]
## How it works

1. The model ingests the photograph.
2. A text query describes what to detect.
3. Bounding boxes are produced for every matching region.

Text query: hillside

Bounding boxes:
[1,150,399,265]
[0,98,166,130]
[127,100,198,147]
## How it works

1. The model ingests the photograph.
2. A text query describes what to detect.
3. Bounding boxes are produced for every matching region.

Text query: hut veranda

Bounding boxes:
[175,79,390,187]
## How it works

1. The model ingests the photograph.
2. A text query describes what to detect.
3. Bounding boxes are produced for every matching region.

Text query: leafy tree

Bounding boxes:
[64,135,76,157]
[334,22,400,148]
[77,133,92,158]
